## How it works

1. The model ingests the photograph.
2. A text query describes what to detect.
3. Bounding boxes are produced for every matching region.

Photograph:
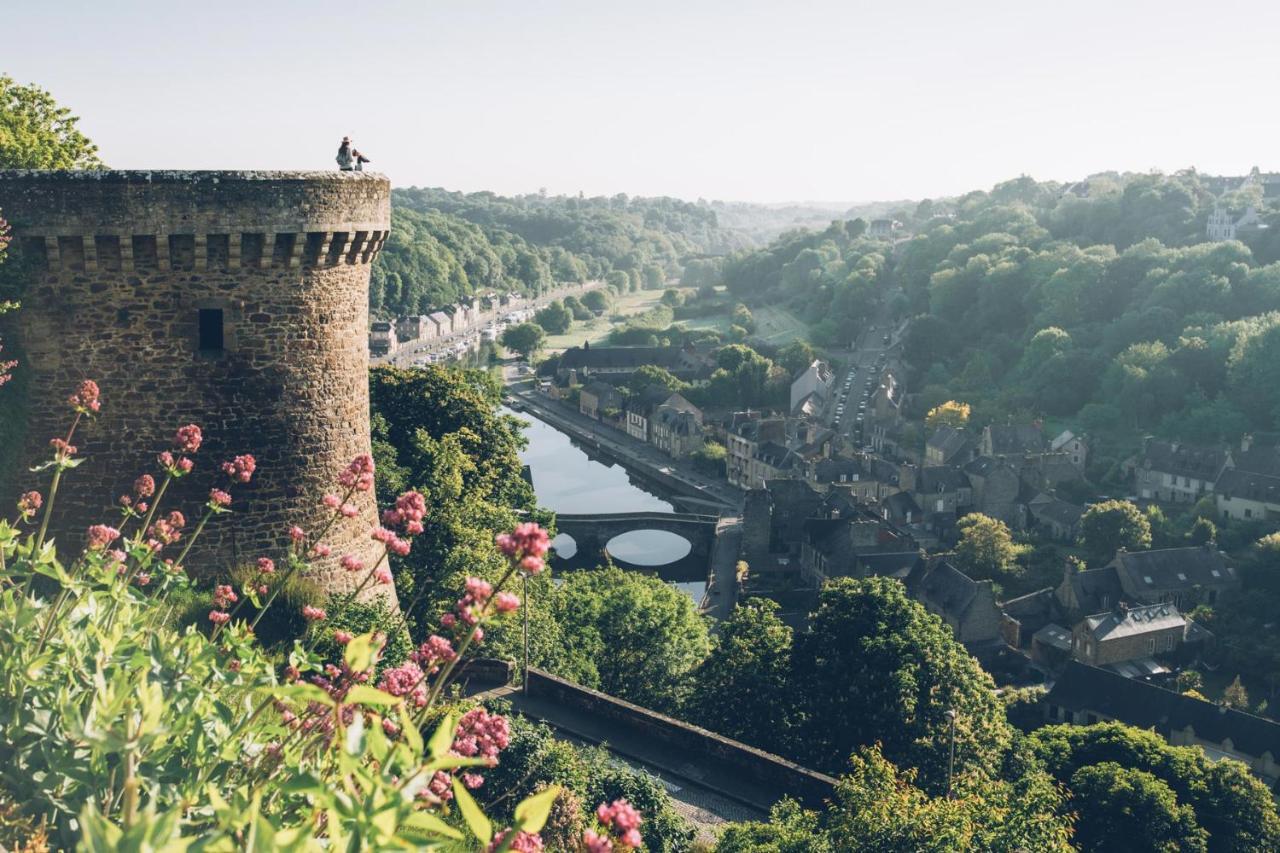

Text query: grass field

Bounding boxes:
[541,290,666,353]
[751,304,811,345]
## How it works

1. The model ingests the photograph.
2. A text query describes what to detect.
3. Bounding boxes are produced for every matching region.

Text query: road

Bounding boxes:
[825,291,904,446]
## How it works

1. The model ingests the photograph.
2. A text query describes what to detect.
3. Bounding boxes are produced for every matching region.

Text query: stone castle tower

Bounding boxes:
[0,170,392,598]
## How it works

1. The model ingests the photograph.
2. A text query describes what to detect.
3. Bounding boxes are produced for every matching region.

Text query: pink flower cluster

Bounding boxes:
[50,438,76,460]
[148,510,185,548]
[209,583,238,626]
[302,604,327,621]
[256,557,275,574]
[409,634,457,676]
[174,424,203,454]
[487,830,543,853]
[68,380,101,414]
[338,453,376,492]
[157,451,194,475]
[585,799,643,851]
[377,661,429,708]
[371,525,411,557]
[441,576,500,639]
[85,524,120,551]
[496,521,551,575]
[209,489,231,508]
[382,490,427,536]
[452,707,510,766]
[221,454,256,483]
[16,491,41,521]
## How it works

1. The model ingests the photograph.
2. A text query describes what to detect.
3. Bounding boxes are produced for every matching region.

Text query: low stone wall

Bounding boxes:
[525,667,835,808]
[454,657,514,688]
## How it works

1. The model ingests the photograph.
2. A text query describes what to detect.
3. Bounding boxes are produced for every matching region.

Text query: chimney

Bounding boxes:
[1242,433,1253,453]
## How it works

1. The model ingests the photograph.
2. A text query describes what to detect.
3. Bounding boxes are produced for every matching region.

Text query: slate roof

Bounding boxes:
[1033,623,1073,652]
[1082,602,1186,641]
[987,424,1046,456]
[1030,495,1085,528]
[1062,566,1125,615]
[581,379,620,400]
[860,551,924,580]
[755,441,801,471]
[918,466,971,494]
[1139,440,1229,480]
[1233,444,1280,478]
[1216,467,1280,504]
[559,345,699,373]
[917,561,986,619]
[813,457,866,483]
[963,456,1004,478]
[883,491,922,521]
[624,386,674,417]
[1046,661,1280,762]
[927,425,972,461]
[1111,546,1237,592]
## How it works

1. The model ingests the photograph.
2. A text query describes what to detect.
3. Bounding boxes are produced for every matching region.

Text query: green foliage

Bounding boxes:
[549,566,711,711]
[714,798,831,853]
[953,513,1029,582]
[625,363,687,395]
[1079,499,1153,562]
[500,322,547,360]
[790,577,1012,789]
[1030,722,1280,851]
[685,598,793,753]
[581,288,611,315]
[689,440,727,476]
[0,75,102,168]
[1068,762,1207,852]
[534,300,573,335]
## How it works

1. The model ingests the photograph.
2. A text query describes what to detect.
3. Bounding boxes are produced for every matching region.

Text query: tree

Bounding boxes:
[562,294,591,320]
[776,340,815,376]
[953,513,1028,581]
[0,75,102,169]
[604,270,629,293]
[925,400,971,430]
[1069,762,1207,852]
[550,567,710,711]
[791,577,1011,789]
[685,599,793,753]
[659,288,684,307]
[1187,516,1217,546]
[1030,722,1280,851]
[689,440,726,477]
[732,303,756,333]
[626,364,686,395]
[713,799,831,853]
[581,289,610,315]
[500,323,546,360]
[1223,675,1249,710]
[1079,500,1152,562]
[534,300,572,335]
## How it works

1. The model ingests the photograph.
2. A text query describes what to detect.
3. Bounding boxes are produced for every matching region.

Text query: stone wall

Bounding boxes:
[0,170,392,600]
[525,667,836,808]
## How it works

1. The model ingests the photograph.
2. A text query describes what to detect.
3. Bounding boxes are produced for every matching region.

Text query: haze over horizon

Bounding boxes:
[6,0,1279,204]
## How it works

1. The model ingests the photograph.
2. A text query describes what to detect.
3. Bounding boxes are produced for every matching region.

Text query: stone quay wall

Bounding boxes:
[0,170,392,600]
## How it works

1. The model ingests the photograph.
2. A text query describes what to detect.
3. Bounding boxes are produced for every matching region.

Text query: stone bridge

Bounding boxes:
[554,511,720,564]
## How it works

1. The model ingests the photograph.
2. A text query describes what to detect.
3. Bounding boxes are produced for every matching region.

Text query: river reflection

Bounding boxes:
[509,409,706,603]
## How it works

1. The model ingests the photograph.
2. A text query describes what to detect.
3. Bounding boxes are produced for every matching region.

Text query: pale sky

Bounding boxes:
[5,0,1279,203]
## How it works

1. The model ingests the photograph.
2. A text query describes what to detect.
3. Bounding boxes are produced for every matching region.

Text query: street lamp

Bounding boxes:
[522,572,530,695]
[944,708,958,798]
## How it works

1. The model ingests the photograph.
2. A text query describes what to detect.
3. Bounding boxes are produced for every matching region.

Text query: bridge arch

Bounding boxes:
[553,511,718,566]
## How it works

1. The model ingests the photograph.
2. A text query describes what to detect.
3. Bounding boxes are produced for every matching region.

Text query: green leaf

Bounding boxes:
[514,784,560,834]
[451,775,492,845]
[343,632,378,673]
[272,683,335,708]
[345,684,400,707]
[427,712,456,759]
[402,810,464,841]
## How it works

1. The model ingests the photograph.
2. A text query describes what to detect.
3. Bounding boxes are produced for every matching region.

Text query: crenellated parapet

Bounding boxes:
[0,170,394,602]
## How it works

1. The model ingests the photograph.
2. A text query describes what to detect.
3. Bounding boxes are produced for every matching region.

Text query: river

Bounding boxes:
[510,409,707,603]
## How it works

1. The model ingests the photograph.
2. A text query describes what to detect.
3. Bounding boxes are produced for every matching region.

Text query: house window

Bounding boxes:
[1147,638,1156,654]
[1245,508,1253,519]
[198,308,225,352]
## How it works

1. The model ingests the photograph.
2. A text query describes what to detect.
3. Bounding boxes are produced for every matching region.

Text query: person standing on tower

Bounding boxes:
[336,136,354,171]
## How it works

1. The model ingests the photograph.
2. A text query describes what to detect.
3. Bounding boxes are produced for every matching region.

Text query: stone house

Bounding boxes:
[651,397,704,458]
[962,457,1024,528]
[1215,437,1280,522]
[1051,430,1088,470]
[623,387,678,443]
[1071,602,1187,666]
[395,315,428,342]
[579,380,622,421]
[726,415,785,489]
[981,424,1046,458]
[557,345,707,382]
[900,464,972,517]
[1027,493,1085,542]
[369,320,396,357]
[881,491,924,527]
[868,218,902,239]
[428,310,452,337]
[925,425,974,466]
[1044,662,1280,787]
[746,441,804,490]
[1133,438,1229,503]
[1055,563,1126,626]
[911,561,1003,647]
[810,455,899,501]
[1108,545,1240,609]
[790,360,834,415]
